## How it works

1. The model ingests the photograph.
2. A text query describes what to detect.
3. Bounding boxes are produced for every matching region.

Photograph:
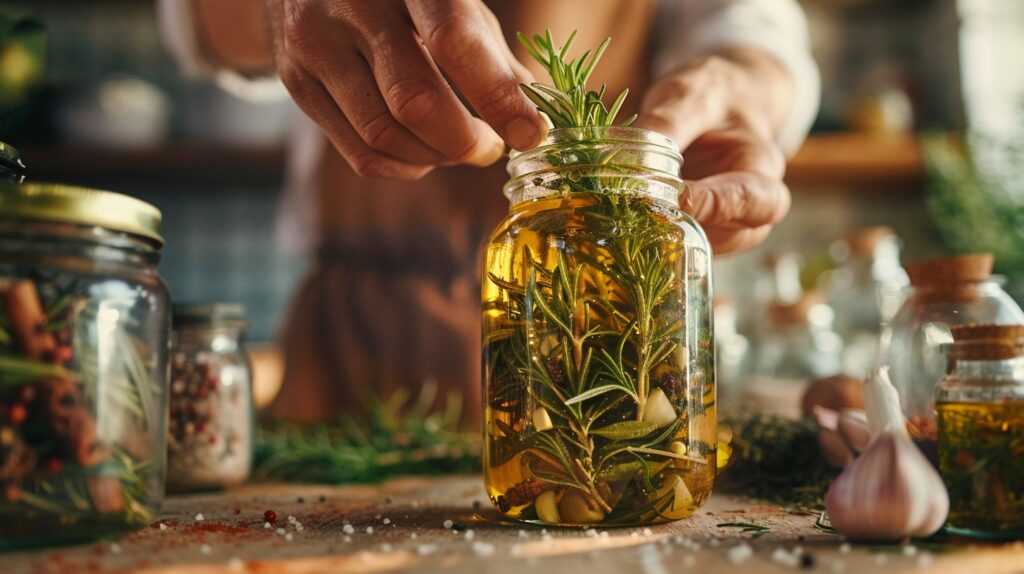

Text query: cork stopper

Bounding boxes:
[844,226,896,258]
[904,253,994,287]
[949,323,1024,361]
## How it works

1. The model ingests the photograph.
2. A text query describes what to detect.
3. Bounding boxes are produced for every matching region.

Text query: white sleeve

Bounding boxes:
[156,0,288,103]
[653,0,820,155]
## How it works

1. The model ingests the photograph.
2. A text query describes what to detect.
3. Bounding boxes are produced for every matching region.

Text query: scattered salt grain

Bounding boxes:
[642,528,654,536]
[772,547,799,568]
[916,552,934,568]
[518,529,528,539]
[343,524,355,534]
[727,543,753,565]
[443,519,454,530]
[464,529,475,541]
[159,523,168,531]
[473,541,496,556]
[263,522,271,529]
[200,544,212,555]
[285,533,294,542]
[344,536,352,543]
[708,538,720,547]
[411,532,418,540]
[839,543,851,554]
[288,515,297,524]
[383,518,391,525]
[276,528,286,535]
[380,543,393,552]
[417,544,438,556]
[195,513,205,522]
[110,543,121,554]
[296,525,304,532]
[585,528,598,538]
[366,526,374,534]
[902,545,918,557]
[631,531,640,538]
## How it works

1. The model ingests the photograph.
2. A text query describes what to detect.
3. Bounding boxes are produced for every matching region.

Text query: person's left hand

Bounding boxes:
[633,48,794,255]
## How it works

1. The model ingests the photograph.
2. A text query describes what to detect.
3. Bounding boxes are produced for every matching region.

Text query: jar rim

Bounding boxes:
[0,182,164,246]
[173,302,248,331]
[508,126,682,163]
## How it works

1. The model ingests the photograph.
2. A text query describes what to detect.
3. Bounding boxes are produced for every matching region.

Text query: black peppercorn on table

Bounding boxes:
[6,476,1023,574]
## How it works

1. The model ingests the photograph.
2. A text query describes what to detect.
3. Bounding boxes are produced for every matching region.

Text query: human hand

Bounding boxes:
[633,48,795,255]
[262,0,547,179]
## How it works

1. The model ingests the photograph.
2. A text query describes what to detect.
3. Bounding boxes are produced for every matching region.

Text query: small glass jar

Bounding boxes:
[482,127,715,526]
[822,227,909,376]
[167,303,252,492]
[881,254,1024,430]
[936,324,1024,539]
[753,293,844,381]
[0,182,169,548]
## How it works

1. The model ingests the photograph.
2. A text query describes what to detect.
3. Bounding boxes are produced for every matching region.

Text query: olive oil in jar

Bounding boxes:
[483,148,715,526]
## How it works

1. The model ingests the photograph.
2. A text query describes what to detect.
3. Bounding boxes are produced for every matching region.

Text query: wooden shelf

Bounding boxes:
[785,132,924,190]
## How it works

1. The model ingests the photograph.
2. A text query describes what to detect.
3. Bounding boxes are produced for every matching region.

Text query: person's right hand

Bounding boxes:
[262,0,547,179]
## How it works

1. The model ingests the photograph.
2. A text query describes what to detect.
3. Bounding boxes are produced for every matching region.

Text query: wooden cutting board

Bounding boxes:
[6,475,1023,574]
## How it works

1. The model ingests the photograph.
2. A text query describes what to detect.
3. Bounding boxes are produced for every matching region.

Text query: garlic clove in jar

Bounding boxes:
[532,407,554,431]
[824,367,949,541]
[654,474,695,520]
[535,490,561,523]
[558,490,605,524]
[642,387,677,429]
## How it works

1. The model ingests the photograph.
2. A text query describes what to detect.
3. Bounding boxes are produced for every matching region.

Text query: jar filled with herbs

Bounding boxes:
[482,32,715,526]
[882,254,1024,433]
[167,303,252,492]
[936,324,1024,539]
[0,181,169,548]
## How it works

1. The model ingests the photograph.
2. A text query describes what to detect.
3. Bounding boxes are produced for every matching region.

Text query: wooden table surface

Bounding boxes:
[6,476,1023,574]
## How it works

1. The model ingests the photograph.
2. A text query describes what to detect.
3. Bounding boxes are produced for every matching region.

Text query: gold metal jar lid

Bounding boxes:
[0,182,163,246]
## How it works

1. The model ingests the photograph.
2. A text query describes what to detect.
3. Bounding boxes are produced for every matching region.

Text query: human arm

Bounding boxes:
[634,0,820,254]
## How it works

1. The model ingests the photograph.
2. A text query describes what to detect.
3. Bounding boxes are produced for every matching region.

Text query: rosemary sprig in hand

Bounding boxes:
[517,30,636,129]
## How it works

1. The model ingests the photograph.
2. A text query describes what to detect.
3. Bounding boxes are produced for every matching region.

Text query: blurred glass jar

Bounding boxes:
[753,292,844,382]
[882,254,1024,428]
[714,297,750,412]
[936,324,1024,539]
[739,251,803,341]
[0,181,169,548]
[167,303,252,493]
[821,227,909,376]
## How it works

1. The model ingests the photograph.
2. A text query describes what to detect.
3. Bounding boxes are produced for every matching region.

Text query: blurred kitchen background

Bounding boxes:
[1,0,1021,360]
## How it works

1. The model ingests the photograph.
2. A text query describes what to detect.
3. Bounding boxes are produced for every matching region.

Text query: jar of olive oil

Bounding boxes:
[482,127,715,526]
[936,324,1024,539]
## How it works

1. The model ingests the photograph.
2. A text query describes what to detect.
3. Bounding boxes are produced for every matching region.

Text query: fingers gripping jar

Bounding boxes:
[482,127,715,526]
[0,182,170,548]
[167,303,252,492]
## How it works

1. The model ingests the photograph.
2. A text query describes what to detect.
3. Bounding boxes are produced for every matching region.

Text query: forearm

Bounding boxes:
[189,0,274,74]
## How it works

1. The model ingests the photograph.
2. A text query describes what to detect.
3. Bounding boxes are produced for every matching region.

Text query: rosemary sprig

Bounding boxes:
[517,30,636,129]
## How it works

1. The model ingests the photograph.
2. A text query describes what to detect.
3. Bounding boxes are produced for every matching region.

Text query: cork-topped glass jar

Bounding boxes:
[881,254,1024,433]
[936,324,1024,539]
[482,127,715,526]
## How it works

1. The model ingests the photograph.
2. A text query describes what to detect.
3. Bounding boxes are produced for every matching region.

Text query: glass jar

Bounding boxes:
[0,183,169,548]
[936,324,1024,539]
[167,303,252,493]
[822,227,909,376]
[482,127,715,526]
[881,254,1024,430]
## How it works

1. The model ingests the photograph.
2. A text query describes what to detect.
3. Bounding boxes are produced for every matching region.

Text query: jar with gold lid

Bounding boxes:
[482,127,715,526]
[881,253,1024,431]
[0,170,169,547]
[936,324,1024,539]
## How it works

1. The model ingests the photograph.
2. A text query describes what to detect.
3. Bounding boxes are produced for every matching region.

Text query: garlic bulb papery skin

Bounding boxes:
[825,366,949,541]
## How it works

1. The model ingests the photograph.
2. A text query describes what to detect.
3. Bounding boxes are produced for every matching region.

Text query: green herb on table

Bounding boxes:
[717,521,772,539]
[254,385,480,484]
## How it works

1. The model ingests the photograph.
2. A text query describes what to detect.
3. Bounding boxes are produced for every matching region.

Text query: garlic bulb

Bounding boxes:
[642,387,677,429]
[824,367,948,541]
